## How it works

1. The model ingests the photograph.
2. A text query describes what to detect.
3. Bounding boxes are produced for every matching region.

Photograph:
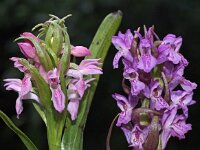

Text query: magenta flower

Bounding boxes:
[4,75,39,118]
[144,79,169,110]
[122,125,147,149]
[161,106,192,149]
[67,59,102,79]
[135,29,157,73]
[18,42,37,59]
[157,34,183,64]
[66,58,102,119]
[122,59,145,95]
[171,90,195,117]
[67,78,94,120]
[112,93,138,126]
[18,32,39,62]
[112,29,134,68]
[71,46,91,57]
[47,67,65,113]
[20,32,40,42]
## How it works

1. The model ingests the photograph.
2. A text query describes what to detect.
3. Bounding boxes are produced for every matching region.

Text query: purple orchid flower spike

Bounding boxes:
[71,46,91,57]
[112,26,197,150]
[47,66,65,113]
[4,75,39,118]
[112,29,134,68]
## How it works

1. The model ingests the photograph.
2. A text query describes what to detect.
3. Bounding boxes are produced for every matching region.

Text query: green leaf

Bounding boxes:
[0,110,38,150]
[59,30,71,102]
[61,10,122,150]
[20,58,52,108]
[32,102,47,125]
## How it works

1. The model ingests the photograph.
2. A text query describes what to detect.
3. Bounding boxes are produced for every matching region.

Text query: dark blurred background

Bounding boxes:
[0,0,200,149]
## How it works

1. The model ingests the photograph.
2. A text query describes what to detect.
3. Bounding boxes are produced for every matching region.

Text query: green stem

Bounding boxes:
[61,122,83,150]
[46,109,66,150]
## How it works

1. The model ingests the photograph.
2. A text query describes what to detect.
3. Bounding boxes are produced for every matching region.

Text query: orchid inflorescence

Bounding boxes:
[112,26,197,150]
[4,14,102,121]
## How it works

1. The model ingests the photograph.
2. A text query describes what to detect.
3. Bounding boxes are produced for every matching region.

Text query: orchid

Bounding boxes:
[4,16,102,119]
[112,26,197,150]
[1,12,122,150]
[47,67,65,113]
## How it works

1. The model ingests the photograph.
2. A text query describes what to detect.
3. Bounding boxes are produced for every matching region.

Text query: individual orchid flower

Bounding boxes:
[157,34,183,64]
[4,75,39,118]
[122,59,145,96]
[135,28,157,73]
[112,93,138,126]
[67,78,94,120]
[71,46,91,57]
[122,125,147,150]
[170,115,192,139]
[112,29,134,68]
[161,106,192,149]
[163,61,185,81]
[67,59,102,79]
[47,67,65,113]
[144,79,169,110]
[171,90,195,117]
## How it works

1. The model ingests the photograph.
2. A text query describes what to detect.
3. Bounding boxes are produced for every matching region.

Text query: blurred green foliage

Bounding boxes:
[1,0,200,150]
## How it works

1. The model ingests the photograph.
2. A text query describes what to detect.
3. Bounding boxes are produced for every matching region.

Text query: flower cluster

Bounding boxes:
[4,16,102,120]
[112,26,197,149]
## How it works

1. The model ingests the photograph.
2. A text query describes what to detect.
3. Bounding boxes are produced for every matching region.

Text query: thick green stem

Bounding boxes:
[46,109,66,150]
[61,123,83,150]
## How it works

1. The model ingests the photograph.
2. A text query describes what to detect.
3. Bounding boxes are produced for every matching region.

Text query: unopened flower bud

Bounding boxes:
[71,46,91,57]
[45,23,63,56]
[18,42,36,59]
